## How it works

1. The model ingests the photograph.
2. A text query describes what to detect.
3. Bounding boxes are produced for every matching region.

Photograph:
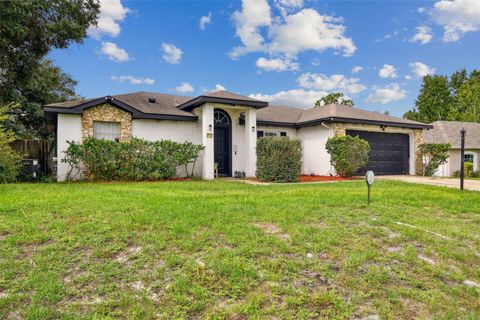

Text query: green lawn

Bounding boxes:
[1,180,479,319]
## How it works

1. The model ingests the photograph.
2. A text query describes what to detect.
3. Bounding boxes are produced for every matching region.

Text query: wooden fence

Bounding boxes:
[10,139,55,175]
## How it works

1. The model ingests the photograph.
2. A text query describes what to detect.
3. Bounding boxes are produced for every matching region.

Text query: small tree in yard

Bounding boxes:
[325,135,370,177]
[419,143,451,176]
[175,142,205,178]
[256,137,302,182]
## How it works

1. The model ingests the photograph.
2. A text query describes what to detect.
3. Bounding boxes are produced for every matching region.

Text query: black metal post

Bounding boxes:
[367,185,371,205]
[460,128,466,190]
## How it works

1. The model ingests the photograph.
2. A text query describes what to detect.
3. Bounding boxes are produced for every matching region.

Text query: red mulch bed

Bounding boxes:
[298,175,356,182]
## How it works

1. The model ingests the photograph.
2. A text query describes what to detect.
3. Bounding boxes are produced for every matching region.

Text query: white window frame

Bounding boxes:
[93,121,121,141]
[464,152,478,171]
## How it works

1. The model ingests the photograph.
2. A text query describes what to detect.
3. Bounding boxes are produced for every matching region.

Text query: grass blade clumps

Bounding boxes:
[326,135,370,177]
[256,137,302,182]
[63,138,203,181]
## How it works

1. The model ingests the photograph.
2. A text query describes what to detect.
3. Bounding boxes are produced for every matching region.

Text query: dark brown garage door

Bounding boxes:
[347,130,410,175]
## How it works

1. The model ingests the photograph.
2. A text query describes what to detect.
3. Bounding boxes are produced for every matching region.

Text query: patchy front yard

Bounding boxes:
[0,180,479,319]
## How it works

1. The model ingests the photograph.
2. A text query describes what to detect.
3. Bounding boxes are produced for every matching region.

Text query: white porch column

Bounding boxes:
[244,107,257,177]
[201,103,214,180]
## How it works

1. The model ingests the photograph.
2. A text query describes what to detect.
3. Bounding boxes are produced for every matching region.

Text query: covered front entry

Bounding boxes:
[214,109,231,176]
[347,130,410,175]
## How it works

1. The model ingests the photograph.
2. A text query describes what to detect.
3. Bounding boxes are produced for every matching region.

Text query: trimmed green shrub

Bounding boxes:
[62,138,204,181]
[325,135,370,177]
[256,137,302,182]
[0,104,21,183]
[419,143,451,176]
[464,162,474,177]
[453,164,479,178]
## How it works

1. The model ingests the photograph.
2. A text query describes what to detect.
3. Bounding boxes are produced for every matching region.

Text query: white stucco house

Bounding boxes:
[424,121,480,177]
[43,90,431,181]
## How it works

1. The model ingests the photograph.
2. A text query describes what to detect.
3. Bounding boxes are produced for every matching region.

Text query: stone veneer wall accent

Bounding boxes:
[332,122,424,175]
[82,104,132,141]
[413,129,423,175]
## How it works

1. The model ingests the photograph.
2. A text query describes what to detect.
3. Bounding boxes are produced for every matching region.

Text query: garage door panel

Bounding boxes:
[346,130,410,175]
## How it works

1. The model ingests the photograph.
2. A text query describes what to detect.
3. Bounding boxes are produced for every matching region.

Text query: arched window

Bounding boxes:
[214,110,230,125]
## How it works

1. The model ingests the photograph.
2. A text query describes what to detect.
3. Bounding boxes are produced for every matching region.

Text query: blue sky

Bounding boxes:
[49,0,480,117]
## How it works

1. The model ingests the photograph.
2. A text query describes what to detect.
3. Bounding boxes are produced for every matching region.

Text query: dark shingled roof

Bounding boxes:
[44,90,430,129]
[423,121,480,149]
[45,91,195,117]
[256,105,304,125]
[202,90,263,102]
[257,104,430,129]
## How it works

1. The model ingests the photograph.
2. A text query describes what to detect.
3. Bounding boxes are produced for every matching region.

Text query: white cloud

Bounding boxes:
[375,30,401,42]
[405,75,412,80]
[249,89,328,108]
[275,0,304,16]
[230,0,272,58]
[175,82,194,93]
[88,0,130,39]
[431,0,480,42]
[378,64,398,79]
[352,66,363,74]
[110,75,154,85]
[410,26,433,44]
[365,84,406,104]
[215,84,226,91]
[230,1,356,60]
[100,42,130,62]
[161,43,183,64]
[418,7,426,14]
[297,73,366,94]
[268,9,356,57]
[409,61,436,77]
[199,12,212,30]
[256,57,299,71]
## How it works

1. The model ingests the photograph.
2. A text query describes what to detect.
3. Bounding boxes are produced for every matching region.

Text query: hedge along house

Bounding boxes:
[44,90,431,181]
[423,121,480,177]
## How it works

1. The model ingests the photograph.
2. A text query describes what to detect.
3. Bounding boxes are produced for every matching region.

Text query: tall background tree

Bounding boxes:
[315,92,354,107]
[404,69,480,123]
[0,0,100,138]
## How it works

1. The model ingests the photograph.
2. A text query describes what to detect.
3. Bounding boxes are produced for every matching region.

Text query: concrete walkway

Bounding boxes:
[379,175,480,191]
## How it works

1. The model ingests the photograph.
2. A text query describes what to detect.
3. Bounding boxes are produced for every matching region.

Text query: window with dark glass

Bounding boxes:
[464,154,474,163]
[280,132,287,137]
[214,110,230,125]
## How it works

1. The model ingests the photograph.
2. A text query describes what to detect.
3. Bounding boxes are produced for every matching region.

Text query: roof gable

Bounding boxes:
[44,91,198,121]
[177,90,268,111]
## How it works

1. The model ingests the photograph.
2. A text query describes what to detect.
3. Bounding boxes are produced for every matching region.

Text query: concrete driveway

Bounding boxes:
[379,175,480,191]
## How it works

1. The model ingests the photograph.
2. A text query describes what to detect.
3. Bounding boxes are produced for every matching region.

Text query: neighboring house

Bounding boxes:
[423,121,480,176]
[43,90,431,181]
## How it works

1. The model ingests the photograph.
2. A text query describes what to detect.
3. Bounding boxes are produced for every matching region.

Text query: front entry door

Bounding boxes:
[214,110,231,176]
